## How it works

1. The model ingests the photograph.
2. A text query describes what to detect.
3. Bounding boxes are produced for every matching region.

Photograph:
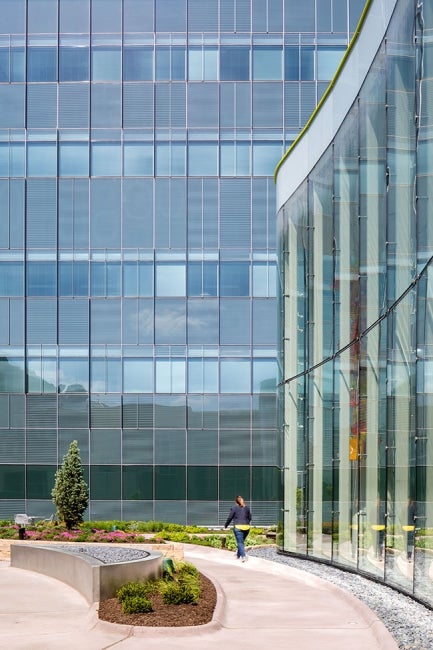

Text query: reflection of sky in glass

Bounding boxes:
[156,264,186,296]
[156,359,185,393]
[123,358,153,393]
[220,360,250,393]
[252,359,276,393]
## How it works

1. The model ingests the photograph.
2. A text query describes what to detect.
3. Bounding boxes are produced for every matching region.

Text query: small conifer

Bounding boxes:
[51,440,89,530]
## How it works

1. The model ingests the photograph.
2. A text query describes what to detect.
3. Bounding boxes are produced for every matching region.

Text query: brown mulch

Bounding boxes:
[98,572,217,627]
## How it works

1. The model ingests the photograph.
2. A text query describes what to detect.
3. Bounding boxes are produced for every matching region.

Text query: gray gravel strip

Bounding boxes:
[46,544,149,564]
[248,547,433,650]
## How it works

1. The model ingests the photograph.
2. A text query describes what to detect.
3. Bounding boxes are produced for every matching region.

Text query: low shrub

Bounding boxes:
[121,595,153,614]
[159,580,200,605]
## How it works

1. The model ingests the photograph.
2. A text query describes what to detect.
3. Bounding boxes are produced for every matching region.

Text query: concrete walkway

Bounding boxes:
[0,544,398,650]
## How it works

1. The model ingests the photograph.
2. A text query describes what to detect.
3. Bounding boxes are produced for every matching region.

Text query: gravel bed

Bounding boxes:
[45,544,150,564]
[248,547,433,650]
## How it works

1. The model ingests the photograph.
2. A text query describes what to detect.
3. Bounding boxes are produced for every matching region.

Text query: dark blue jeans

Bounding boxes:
[234,527,250,558]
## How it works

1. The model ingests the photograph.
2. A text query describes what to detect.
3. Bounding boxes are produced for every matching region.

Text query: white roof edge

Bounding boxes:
[276,0,398,212]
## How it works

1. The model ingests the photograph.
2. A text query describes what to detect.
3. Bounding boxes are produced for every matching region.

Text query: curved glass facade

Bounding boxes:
[277,0,433,606]
[0,0,365,524]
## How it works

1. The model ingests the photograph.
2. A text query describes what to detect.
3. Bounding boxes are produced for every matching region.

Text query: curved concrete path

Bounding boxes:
[0,544,398,650]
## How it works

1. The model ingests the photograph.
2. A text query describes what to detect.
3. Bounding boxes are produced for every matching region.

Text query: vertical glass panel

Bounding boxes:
[285,46,299,80]
[60,0,90,32]
[28,0,58,33]
[252,359,277,393]
[123,359,153,393]
[252,142,282,176]
[92,47,121,81]
[0,358,24,392]
[220,142,250,176]
[253,47,282,80]
[155,263,186,297]
[188,358,218,393]
[220,359,250,393]
[27,48,57,82]
[123,143,153,176]
[187,262,217,296]
[155,359,185,393]
[27,143,57,177]
[0,262,23,296]
[59,47,89,81]
[123,47,153,81]
[220,46,250,81]
[58,358,88,393]
[220,262,250,296]
[26,262,56,296]
[59,143,89,177]
[188,143,218,176]
[91,0,122,32]
[123,262,153,297]
[155,143,185,176]
[300,46,315,81]
[317,46,345,81]
[91,143,121,176]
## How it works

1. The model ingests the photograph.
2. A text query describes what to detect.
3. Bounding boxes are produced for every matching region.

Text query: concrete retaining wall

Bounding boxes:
[10,544,163,603]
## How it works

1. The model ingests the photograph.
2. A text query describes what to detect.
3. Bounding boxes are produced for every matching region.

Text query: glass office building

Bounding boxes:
[0,0,364,524]
[277,0,433,606]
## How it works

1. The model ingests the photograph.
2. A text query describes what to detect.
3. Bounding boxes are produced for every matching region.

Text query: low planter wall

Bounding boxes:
[10,543,163,603]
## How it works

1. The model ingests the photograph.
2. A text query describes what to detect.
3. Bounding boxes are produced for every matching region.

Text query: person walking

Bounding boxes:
[224,495,252,562]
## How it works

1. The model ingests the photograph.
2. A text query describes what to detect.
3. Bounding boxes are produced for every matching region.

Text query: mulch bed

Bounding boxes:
[98,572,217,627]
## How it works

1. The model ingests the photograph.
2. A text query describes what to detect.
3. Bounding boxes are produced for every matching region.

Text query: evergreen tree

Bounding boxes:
[52,440,89,530]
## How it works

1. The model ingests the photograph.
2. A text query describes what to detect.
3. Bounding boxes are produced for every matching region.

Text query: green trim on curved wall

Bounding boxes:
[274,0,373,183]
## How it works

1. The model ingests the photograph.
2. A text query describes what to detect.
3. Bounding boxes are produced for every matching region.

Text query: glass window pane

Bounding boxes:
[92,47,121,81]
[0,358,24,392]
[59,143,89,176]
[188,48,202,80]
[252,142,282,176]
[285,46,299,81]
[59,47,89,81]
[156,359,185,393]
[188,359,218,393]
[220,142,250,176]
[220,46,250,81]
[156,47,170,80]
[123,143,153,176]
[27,47,57,82]
[252,359,277,393]
[27,143,57,177]
[187,262,217,296]
[58,358,88,392]
[123,359,153,392]
[123,262,153,297]
[91,143,121,176]
[220,262,250,296]
[11,48,25,82]
[301,46,315,80]
[220,360,250,393]
[172,46,185,80]
[188,143,218,176]
[123,47,153,81]
[156,263,186,296]
[26,262,56,296]
[0,262,23,296]
[317,46,345,81]
[253,47,282,80]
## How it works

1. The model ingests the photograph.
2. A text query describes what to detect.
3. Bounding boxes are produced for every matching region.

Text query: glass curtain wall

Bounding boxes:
[278,0,433,606]
[0,0,365,524]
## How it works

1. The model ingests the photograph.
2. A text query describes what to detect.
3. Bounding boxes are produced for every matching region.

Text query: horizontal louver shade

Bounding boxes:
[27,84,57,128]
[123,83,154,128]
[26,180,57,248]
[26,396,57,428]
[220,178,251,247]
[58,299,89,344]
[26,429,57,463]
[59,84,89,128]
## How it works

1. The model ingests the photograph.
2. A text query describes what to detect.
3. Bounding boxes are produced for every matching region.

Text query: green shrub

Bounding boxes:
[117,581,155,602]
[159,581,200,605]
[121,595,153,614]
[176,561,199,579]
